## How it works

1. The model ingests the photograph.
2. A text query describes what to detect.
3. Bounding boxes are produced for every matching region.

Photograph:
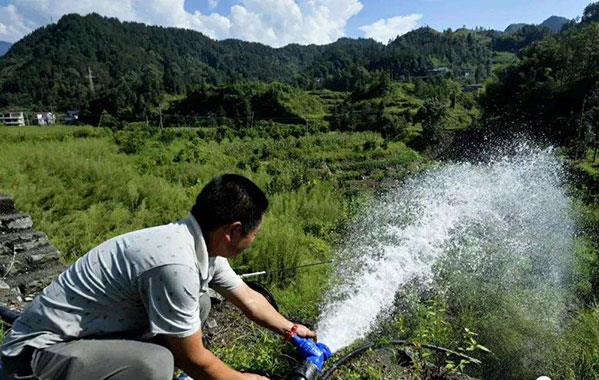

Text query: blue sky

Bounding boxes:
[346,0,590,34]
[0,0,593,45]
[188,0,590,35]
[191,0,591,33]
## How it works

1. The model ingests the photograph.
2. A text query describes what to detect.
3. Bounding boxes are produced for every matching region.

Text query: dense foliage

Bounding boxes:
[165,82,325,126]
[481,19,599,145]
[488,25,553,53]
[0,13,497,114]
[0,125,422,267]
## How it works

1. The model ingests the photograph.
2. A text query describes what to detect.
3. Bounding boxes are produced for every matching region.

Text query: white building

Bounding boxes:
[33,112,56,125]
[0,112,26,126]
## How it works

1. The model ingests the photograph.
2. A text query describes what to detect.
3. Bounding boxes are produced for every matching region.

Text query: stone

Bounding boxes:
[0,195,65,311]
[0,258,28,276]
[14,238,49,253]
[29,251,60,265]
[0,214,33,230]
[0,279,10,292]
[0,195,16,214]
[24,279,50,296]
[0,244,11,255]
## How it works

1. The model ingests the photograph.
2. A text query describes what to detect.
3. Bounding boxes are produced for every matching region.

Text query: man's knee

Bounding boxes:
[133,344,174,380]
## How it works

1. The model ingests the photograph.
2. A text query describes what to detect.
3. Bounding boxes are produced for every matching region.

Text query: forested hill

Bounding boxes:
[0,13,496,111]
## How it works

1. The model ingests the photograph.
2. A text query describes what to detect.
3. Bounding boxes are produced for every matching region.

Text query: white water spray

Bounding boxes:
[317,144,574,353]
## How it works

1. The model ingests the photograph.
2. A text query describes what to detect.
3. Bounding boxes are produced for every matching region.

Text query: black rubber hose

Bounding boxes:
[320,340,481,380]
[0,305,20,325]
[245,281,279,311]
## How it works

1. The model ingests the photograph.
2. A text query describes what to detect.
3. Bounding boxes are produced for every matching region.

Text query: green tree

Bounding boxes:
[416,98,448,144]
[582,2,599,24]
[480,21,599,143]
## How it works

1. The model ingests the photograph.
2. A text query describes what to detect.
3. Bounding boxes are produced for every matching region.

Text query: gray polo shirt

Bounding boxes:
[1,215,242,357]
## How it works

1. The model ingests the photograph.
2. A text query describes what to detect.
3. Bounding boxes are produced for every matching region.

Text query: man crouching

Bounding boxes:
[1,174,315,379]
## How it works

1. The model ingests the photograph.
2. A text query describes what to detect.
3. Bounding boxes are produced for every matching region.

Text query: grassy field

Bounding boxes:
[0,124,424,317]
[1,125,598,379]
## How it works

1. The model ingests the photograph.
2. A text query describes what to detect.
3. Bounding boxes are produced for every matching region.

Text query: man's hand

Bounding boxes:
[241,373,269,380]
[165,330,255,380]
[294,324,317,340]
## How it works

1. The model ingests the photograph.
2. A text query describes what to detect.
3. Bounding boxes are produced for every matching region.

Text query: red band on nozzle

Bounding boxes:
[284,324,299,342]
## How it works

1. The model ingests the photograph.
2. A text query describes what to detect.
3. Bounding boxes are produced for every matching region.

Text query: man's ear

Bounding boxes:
[225,221,243,243]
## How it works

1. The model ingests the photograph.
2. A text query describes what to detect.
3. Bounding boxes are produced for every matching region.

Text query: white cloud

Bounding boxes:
[0,0,363,47]
[359,14,422,44]
[0,4,38,42]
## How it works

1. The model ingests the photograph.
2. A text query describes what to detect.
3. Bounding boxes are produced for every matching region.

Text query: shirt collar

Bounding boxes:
[186,213,209,280]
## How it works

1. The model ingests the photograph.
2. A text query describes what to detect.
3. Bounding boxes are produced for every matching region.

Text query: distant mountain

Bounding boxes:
[540,16,570,33]
[0,13,493,112]
[0,41,12,56]
[505,23,528,34]
[504,16,569,35]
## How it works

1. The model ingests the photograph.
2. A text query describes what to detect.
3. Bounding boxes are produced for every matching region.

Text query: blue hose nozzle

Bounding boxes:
[291,335,332,372]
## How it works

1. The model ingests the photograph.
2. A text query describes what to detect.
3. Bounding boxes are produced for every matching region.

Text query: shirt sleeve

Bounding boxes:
[138,264,202,338]
[210,257,243,293]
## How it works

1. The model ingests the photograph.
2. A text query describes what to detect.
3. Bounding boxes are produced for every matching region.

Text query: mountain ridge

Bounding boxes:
[0,13,495,111]
[504,15,570,34]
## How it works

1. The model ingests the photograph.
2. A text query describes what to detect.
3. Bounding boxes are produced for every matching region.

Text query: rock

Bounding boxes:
[29,251,60,265]
[12,233,49,253]
[0,195,16,214]
[24,278,51,296]
[0,196,65,311]
[0,257,28,276]
[0,279,10,293]
[0,244,11,255]
[0,214,33,230]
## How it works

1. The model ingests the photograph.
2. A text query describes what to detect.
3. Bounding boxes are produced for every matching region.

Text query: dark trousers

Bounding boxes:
[1,293,213,379]
[1,339,174,380]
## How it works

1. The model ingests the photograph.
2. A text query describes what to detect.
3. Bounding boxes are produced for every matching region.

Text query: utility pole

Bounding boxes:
[86,66,96,97]
[97,110,105,128]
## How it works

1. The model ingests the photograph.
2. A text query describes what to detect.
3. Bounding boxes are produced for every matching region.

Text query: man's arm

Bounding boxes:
[224,282,317,339]
[139,265,267,379]
[164,329,268,380]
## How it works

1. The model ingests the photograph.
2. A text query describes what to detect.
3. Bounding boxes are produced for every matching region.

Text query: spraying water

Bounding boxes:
[317,144,574,353]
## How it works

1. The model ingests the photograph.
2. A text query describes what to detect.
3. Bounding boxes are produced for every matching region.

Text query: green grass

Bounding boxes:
[549,305,599,380]
[579,148,599,179]
[2,125,598,379]
[0,124,425,376]
[0,125,422,274]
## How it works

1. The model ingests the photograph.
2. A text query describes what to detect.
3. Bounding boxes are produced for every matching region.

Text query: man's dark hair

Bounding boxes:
[191,174,268,235]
